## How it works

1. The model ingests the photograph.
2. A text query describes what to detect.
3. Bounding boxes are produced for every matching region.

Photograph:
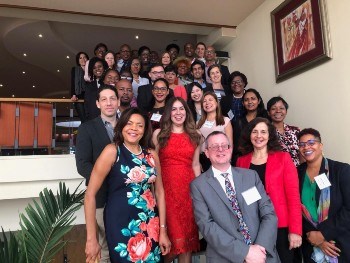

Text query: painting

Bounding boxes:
[271,0,331,82]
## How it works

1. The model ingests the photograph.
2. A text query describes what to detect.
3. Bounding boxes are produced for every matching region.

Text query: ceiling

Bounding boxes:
[0,1,265,98]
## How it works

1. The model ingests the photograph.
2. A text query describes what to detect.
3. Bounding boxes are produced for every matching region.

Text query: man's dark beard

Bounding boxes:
[120,100,130,107]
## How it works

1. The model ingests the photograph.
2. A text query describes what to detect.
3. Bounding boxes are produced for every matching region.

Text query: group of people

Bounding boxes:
[73,41,350,263]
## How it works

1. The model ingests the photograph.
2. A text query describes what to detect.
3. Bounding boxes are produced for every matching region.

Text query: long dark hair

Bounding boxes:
[239,117,281,154]
[114,108,154,149]
[157,97,201,148]
[197,91,225,128]
[242,88,267,118]
[187,82,203,121]
[88,57,108,81]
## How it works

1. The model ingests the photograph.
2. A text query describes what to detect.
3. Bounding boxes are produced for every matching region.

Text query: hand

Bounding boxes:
[85,238,101,263]
[71,95,78,101]
[319,241,341,258]
[245,244,266,263]
[158,229,171,255]
[306,231,324,246]
[288,233,302,250]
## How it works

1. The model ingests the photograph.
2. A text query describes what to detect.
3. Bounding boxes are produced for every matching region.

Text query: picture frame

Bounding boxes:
[271,0,332,82]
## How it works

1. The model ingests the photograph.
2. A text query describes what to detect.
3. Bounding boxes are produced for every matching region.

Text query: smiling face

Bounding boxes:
[192,64,204,80]
[152,80,169,103]
[298,134,323,164]
[161,52,171,66]
[171,100,186,127]
[243,91,260,112]
[202,94,218,114]
[231,76,245,96]
[191,86,203,102]
[78,53,88,67]
[120,45,131,61]
[250,122,269,151]
[196,44,206,58]
[184,43,194,58]
[103,70,120,86]
[209,66,222,84]
[130,59,141,74]
[96,89,118,119]
[93,61,104,78]
[95,46,106,59]
[105,53,115,68]
[205,46,216,62]
[122,114,145,146]
[177,63,189,76]
[268,100,287,123]
[141,50,150,64]
[205,133,232,168]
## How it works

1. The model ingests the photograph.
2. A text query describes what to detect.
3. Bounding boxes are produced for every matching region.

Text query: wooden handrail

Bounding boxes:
[0,98,83,103]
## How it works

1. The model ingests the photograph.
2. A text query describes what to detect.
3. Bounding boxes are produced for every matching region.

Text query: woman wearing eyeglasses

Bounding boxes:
[297,128,350,263]
[148,78,171,131]
[153,97,201,263]
[236,117,302,263]
[130,57,150,98]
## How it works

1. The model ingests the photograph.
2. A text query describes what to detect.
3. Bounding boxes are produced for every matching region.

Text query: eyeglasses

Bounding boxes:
[232,80,243,85]
[298,139,320,148]
[205,50,215,54]
[208,144,230,151]
[131,63,140,66]
[120,50,130,53]
[153,87,168,92]
[150,71,165,75]
[120,76,132,81]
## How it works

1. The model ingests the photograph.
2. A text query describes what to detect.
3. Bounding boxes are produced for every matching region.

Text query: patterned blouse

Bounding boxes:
[276,123,301,166]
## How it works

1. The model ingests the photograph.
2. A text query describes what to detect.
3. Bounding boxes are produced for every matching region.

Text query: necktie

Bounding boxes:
[221,173,252,245]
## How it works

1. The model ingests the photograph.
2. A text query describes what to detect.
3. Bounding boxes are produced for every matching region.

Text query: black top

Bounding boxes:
[249,163,267,188]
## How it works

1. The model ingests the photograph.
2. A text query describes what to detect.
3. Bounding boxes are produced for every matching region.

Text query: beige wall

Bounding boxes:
[225,0,350,163]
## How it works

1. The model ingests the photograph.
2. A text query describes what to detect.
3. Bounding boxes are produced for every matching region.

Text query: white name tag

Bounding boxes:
[203,120,214,128]
[314,173,331,190]
[242,187,262,205]
[150,113,162,122]
[228,110,234,120]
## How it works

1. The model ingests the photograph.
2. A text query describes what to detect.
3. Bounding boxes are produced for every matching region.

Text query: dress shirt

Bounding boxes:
[101,117,115,142]
[212,166,235,193]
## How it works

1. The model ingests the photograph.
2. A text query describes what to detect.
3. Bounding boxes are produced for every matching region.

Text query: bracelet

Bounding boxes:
[160,224,167,229]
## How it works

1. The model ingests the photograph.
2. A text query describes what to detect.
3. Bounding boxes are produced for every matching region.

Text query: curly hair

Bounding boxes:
[157,97,201,148]
[297,128,322,142]
[88,57,108,81]
[197,91,225,128]
[114,108,154,149]
[228,71,248,87]
[238,117,281,154]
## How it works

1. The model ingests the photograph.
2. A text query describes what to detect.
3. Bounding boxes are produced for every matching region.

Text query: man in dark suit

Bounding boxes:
[76,85,118,262]
[118,44,132,72]
[191,131,280,263]
[204,45,230,86]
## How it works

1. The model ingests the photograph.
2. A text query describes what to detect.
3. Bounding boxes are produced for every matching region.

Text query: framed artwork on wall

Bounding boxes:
[271,0,332,82]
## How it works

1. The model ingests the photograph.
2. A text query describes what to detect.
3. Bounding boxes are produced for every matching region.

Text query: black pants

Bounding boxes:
[277,228,302,263]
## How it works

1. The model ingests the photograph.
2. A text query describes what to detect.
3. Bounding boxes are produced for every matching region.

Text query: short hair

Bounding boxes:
[207,64,221,77]
[114,108,154,149]
[297,128,322,142]
[166,43,180,53]
[239,117,281,154]
[88,57,108,81]
[267,96,289,111]
[149,63,164,72]
[94,43,108,53]
[101,68,120,83]
[164,65,177,75]
[190,60,205,71]
[196,42,206,49]
[205,131,230,149]
[97,84,118,100]
[75,51,89,66]
[153,78,169,90]
[138,46,151,57]
[120,44,131,51]
[228,71,248,88]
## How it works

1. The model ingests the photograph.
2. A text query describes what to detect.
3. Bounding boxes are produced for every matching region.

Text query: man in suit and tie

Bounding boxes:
[190,131,280,263]
[76,85,118,262]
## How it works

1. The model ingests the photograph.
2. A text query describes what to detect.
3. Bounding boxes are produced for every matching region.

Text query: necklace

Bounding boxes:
[123,143,142,155]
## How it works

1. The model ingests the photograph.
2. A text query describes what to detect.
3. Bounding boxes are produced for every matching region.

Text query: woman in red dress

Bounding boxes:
[153,97,201,263]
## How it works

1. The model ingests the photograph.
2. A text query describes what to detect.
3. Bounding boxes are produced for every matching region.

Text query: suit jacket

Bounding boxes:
[190,166,280,263]
[237,152,302,234]
[75,116,112,208]
[84,80,101,121]
[298,158,350,263]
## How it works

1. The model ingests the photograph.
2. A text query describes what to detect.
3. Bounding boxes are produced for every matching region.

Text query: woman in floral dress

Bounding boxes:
[85,108,171,263]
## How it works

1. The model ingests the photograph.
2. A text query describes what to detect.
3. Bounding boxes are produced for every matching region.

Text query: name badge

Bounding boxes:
[242,187,261,205]
[151,113,162,122]
[203,120,214,128]
[314,173,331,190]
[228,110,234,120]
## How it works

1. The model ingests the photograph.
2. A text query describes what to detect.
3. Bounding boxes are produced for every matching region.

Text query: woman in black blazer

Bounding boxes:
[297,128,350,262]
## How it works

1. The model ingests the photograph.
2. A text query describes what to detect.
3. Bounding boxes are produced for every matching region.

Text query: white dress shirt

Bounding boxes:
[212,165,235,193]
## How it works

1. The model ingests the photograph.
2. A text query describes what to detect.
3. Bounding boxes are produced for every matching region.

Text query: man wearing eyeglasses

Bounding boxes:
[137,64,174,113]
[117,44,132,72]
[191,131,280,263]
[204,46,230,86]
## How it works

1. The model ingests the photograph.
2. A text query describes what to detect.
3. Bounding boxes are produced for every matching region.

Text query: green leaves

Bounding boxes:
[0,182,85,263]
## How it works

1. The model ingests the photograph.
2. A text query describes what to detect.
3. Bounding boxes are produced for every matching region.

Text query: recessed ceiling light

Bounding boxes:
[57,69,60,72]
[0,84,3,87]
[38,34,43,38]
[32,85,36,88]
[66,55,70,59]
[12,94,15,97]
[22,71,26,74]
[135,35,139,39]
[23,53,27,57]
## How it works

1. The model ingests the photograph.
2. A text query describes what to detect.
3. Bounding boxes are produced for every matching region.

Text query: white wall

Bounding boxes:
[225,0,350,163]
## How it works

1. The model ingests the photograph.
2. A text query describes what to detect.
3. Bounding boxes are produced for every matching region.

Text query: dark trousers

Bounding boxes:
[277,228,302,263]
